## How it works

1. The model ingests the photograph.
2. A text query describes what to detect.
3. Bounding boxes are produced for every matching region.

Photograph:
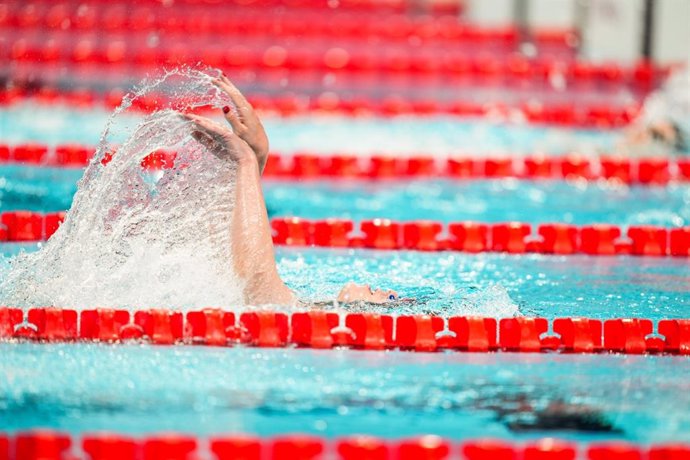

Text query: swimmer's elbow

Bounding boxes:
[242,270,296,307]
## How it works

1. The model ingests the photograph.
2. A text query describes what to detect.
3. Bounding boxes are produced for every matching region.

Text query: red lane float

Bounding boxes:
[600,156,633,183]
[499,317,552,352]
[5,143,690,185]
[14,431,71,460]
[603,319,661,354]
[345,313,394,349]
[272,435,324,460]
[463,439,516,460]
[446,317,498,351]
[55,144,92,166]
[669,227,690,256]
[403,220,443,251]
[553,318,603,353]
[0,211,43,241]
[2,431,688,460]
[491,223,531,253]
[627,226,668,256]
[291,311,339,349]
[313,219,353,247]
[588,443,644,460]
[142,435,197,460]
[83,434,137,460]
[657,319,690,355]
[580,225,621,255]
[537,223,578,254]
[0,88,640,128]
[524,439,577,460]
[271,217,312,246]
[397,436,450,460]
[2,307,690,356]
[361,219,401,250]
[186,309,236,346]
[210,435,262,460]
[3,212,689,258]
[448,222,489,253]
[337,436,389,460]
[240,311,290,347]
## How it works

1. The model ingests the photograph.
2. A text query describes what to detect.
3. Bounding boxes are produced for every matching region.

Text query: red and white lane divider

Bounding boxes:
[3,143,690,185]
[0,430,690,460]
[0,87,641,127]
[1,212,689,257]
[1,430,689,460]
[1,307,689,355]
[271,218,690,257]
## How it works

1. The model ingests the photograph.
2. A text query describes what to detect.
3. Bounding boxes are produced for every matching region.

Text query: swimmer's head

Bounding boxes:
[622,120,688,156]
[337,282,398,304]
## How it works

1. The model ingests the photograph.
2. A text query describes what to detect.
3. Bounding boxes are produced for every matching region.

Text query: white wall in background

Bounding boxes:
[527,0,576,28]
[653,0,690,64]
[464,0,514,26]
[580,0,645,63]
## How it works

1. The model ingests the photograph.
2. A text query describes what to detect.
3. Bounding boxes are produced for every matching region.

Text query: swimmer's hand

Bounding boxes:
[185,113,255,165]
[213,75,269,173]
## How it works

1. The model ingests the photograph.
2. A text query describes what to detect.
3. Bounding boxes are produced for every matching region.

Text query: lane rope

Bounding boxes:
[1,212,688,257]
[1,431,688,460]
[1,307,689,355]
[2,144,689,185]
[0,87,641,127]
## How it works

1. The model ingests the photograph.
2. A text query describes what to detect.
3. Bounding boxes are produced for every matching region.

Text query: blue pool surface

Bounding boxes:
[1,104,688,445]
[2,165,689,227]
[1,105,618,156]
[1,344,688,443]
[2,244,688,321]
[264,179,690,227]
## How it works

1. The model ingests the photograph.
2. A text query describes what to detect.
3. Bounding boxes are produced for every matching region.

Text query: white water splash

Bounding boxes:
[0,67,248,311]
[0,67,522,317]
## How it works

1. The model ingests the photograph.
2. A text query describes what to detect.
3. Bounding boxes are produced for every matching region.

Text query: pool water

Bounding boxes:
[2,166,689,227]
[2,244,688,321]
[2,344,689,443]
[1,104,618,156]
[1,103,688,444]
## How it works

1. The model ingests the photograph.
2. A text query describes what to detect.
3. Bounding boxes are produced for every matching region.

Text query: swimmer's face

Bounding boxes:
[337,282,398,304]
[622,121,683,156]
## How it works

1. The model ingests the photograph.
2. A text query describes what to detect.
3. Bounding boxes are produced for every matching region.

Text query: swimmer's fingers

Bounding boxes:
[213,77,269,173]
[184,113,230,137]
[213,75,268,146]
[213,78,254,135]
[191,130,220,153]
[187,114,255,163]
[214,75,252,114]
[222,105,247,138]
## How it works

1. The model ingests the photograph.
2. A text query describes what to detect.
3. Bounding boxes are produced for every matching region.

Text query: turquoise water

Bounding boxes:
[0,105,618,156]
[2,165,689,227]
[1,344,689,443]
[1,105,688,444]
[264,179,690,227]
[2,244,688,320]
[0,165,82,213]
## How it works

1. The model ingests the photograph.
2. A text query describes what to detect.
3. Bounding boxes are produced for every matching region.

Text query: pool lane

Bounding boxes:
[2,244,688,321]
[1,105,617,156]
[2,166,689,227]
[1,344,688,443]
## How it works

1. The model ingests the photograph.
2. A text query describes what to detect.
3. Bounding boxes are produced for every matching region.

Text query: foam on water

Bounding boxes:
[0,67,249,310]
[0,67,520,316]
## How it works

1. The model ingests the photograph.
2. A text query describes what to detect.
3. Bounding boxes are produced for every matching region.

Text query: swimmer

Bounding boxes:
[619,64,689,157]
[184,75,398,307]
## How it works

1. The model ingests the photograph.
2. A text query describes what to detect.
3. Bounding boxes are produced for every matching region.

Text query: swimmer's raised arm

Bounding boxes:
[186,112,296,306]
[213,75,270,174]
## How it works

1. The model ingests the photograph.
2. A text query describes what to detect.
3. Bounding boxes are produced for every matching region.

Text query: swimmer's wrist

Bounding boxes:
[235,150,259,168]
[237,154,259,171]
